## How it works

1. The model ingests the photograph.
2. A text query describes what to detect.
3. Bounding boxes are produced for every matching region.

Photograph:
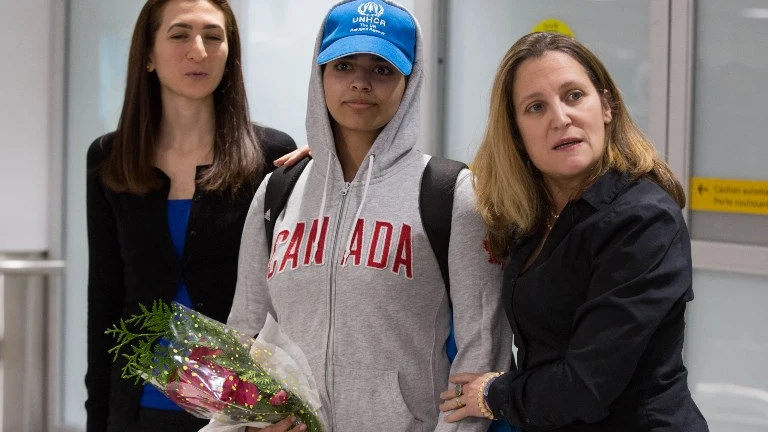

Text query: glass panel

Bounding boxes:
[64,1,145,428]
[689,1,768,246]
[444,0,650,163]
[243,0,340,147]
[687,270,768,431]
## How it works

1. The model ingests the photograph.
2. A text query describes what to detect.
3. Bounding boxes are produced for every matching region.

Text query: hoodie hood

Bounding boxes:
[305,0,424,183]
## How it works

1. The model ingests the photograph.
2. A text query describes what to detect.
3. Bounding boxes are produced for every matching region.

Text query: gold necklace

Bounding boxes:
[545,212,559,231]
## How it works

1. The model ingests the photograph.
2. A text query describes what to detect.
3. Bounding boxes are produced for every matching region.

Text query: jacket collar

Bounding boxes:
[579,169,632,211]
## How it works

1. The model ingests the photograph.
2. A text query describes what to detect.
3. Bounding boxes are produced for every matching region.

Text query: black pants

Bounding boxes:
[107,408,209,432]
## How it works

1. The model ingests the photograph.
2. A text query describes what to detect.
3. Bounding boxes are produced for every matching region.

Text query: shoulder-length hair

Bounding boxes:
[102,0,262,195]
[472,32,685,258]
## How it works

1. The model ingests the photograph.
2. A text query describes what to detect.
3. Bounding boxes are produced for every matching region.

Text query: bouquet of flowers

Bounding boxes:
[106,301,327,431]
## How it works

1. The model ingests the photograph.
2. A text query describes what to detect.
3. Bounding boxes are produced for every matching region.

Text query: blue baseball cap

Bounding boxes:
[317,0,417,76]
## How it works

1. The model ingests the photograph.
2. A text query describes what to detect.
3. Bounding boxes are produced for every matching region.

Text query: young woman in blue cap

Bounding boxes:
[228,1,511,431]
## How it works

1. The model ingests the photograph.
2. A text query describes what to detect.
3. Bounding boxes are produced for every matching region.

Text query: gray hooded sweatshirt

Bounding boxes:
[229,1,512,431]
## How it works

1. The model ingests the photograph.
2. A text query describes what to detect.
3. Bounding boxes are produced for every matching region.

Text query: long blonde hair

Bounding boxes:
[472,32,685,258]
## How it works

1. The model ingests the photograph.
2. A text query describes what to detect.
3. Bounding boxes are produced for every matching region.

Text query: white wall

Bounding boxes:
[0,0,54,252]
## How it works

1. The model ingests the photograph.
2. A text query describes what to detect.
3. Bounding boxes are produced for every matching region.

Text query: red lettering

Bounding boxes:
[304,217,329,265]
[280,223,305,272]
[392,224,413,279]
[483,239,503,267]
[267,230,290,279]
[367,221,393,269]
[342,219,365,266]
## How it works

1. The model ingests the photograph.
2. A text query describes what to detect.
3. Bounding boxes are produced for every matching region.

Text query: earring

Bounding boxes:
[147,65,154,72]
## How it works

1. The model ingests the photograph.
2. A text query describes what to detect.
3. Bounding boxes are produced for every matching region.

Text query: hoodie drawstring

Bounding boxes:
[342,154,375,262]
[310,153,333,264]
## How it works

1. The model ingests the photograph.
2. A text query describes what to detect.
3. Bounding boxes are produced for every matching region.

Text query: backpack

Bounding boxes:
[263,156,467,302]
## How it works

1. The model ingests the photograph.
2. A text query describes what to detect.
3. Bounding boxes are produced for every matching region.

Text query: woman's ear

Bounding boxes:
[147,53,155,73]
[601,89,613,124]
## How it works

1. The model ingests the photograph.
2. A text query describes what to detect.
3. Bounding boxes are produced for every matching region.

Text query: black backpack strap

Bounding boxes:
[263,156,312,250]
[420,156,468,305]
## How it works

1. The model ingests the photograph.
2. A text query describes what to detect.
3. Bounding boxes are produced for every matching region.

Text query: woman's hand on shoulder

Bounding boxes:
[245,416,307,432]
[273,146,311,167]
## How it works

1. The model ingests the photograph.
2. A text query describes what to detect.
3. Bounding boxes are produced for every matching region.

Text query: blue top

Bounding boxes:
[139,199,194,411]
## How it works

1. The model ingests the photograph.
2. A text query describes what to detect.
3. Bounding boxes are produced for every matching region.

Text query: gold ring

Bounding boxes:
[454,396,463,409]
[454,383,463,397]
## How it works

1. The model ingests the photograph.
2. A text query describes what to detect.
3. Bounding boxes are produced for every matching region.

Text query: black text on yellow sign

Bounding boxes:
[690,178,768,216]
[532,18,575,38]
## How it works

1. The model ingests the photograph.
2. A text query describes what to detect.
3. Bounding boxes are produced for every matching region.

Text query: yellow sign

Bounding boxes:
[532,19,575,38]
[690,178,768,216]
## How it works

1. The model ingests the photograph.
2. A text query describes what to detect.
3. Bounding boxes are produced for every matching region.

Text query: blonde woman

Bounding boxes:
[440,32,708,431]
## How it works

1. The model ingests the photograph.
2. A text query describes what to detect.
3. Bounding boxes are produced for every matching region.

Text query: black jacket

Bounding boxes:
[84,126,295,432]
[487,170,708,431]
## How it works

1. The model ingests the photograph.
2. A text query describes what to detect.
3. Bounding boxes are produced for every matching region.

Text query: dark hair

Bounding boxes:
[102,0,262,195]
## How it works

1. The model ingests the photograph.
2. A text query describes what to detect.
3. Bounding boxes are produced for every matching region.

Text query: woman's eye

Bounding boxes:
[334,63,351,71]
[206,35,223,41]
[526,102,543,113]
[568,90,584,101]
[170,34,187,40]
[374,66,392,76]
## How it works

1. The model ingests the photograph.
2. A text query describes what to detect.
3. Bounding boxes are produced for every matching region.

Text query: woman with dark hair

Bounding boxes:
[439,32,708,431]
[84,1,303,430]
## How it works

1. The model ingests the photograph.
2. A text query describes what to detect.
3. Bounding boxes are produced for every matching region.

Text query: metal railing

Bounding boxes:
[0,257,66,432]
[0,259,65,275]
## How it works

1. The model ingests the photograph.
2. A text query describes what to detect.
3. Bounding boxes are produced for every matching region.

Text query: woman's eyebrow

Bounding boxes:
[167,22,224,33]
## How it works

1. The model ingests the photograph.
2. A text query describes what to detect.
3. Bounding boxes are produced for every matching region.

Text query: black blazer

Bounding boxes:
[84,126,296,431]
[487,170,708,431]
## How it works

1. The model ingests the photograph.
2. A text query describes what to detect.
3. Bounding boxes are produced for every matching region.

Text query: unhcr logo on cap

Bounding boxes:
[353,1,386,26]
[358,2,384,17]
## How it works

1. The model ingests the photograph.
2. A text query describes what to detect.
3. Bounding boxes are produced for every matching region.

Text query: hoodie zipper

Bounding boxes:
[325,181,351,428]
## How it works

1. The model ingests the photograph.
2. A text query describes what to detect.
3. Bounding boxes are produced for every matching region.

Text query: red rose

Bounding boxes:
[173,350,241,407]
[219,373,240,403]
[235,380,260,407]
[188,346,223,362]
[166,379,197,410]
[167,379,227,412]
[269,389,290,406]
